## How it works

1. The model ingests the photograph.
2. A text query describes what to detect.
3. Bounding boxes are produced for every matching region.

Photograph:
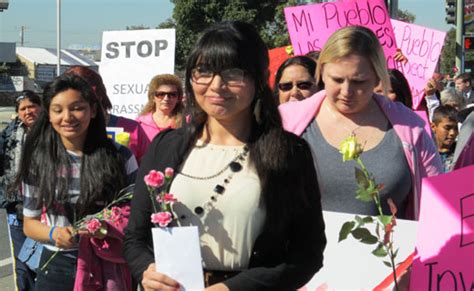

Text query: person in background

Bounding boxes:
[15,75,138,290]
[374,69,413,109]
[439,88,466,111]
[454,73,474,105]
[0,91,42,291]
[431,105,460,173]
[136,74,184,144]
[273,56,319,105]
[124,21,326,290]
[279,25,442,220]
[64,66,148,163]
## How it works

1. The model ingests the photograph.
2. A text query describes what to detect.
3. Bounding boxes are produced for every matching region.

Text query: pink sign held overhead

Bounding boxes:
[284,0,398,68]
[410,165,474,291]
[391,20,446,110]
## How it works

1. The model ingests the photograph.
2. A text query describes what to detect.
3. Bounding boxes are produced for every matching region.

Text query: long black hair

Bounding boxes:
[388,69,413,109]
[184,21,304,231]
[14,74,127,219]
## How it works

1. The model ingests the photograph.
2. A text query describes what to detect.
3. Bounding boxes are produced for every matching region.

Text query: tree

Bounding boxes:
[440,28,456,75]
[161,0,306,70]
[396,9,415,23]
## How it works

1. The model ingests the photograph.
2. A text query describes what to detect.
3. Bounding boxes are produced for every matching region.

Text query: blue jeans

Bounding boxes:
[7,213,36,291]
[35,248,77,291]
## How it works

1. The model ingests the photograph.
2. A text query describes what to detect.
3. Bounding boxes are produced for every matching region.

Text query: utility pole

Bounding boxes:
[456,0,465,72]
[19,26,26,46]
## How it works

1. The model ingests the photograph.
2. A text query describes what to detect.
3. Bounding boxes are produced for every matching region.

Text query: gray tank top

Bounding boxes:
[302,118,412,217]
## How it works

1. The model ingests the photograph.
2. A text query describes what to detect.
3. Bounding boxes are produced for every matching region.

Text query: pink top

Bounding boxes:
[108,114,148,164]
[278,90,443,220]
[135,112,175,145]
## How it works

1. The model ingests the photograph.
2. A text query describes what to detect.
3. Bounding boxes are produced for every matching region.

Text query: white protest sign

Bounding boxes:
[99,29,175,119]
[152,226,204,290]
[301,211,417,290]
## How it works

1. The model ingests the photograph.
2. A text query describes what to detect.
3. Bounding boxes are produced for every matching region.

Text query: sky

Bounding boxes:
[0,0,451,49]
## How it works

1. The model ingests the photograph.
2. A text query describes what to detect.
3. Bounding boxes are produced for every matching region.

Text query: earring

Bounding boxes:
[253,98,262,124]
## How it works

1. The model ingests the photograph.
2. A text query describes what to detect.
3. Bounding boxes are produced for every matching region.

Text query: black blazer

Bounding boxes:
[123,127,326,290]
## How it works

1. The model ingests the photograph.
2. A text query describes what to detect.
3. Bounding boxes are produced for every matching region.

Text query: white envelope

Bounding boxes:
[152,226,204,291]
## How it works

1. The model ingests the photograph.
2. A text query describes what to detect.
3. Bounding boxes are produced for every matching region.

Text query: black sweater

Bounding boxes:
[123,127,326,290]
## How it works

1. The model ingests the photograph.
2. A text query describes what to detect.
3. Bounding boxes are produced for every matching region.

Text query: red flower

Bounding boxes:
[86,218,102,234]
[151,211,173,227]
[157,193,177,204]
[144,170,165,188]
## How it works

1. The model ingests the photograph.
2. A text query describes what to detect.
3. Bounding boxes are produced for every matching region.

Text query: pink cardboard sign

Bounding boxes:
[410,165,474,291]
[391,20,446,110]
[284,0,398,68]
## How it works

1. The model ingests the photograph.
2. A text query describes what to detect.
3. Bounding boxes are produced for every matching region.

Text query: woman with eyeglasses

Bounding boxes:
[136,74,184,145]
[124,21,326,290]
[274,56,319,105]
[279,26,442,220]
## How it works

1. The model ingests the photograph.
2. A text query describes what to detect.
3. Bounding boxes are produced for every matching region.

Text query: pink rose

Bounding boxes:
[165,167,174,178]
[109,206,123,225]
[151,211,173,227]
[86,218,102,233]
[157,193,177,204]
[144,170,165,188]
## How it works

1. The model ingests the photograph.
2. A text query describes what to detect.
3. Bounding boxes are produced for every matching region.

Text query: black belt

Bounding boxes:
[204,270,240,287]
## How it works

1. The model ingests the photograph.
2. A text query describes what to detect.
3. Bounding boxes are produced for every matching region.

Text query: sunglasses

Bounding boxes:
[278,81,314,92]
[16,95,26,102]
[154,91,179,98]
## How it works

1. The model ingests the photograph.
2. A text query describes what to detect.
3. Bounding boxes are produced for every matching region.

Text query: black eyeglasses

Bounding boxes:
[154,91,179,98]
[191,66,246,86]
[278,81,314,92]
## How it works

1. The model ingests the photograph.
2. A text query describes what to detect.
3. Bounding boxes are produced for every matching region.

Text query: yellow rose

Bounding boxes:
[116,132,130,147]
[339,135,363,162]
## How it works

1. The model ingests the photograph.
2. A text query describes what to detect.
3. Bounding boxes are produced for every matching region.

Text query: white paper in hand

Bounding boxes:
[152,226,204,290]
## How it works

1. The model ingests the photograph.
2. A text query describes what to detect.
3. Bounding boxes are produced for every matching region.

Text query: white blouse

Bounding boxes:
[169,140,265,271]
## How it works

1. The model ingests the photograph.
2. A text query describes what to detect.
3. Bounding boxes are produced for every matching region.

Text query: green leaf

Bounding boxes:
[355,187,373,202]
[355,167,369,188]
[393,248,399,259]
[383,260,392,267]
[362,216,374,224]
[372,244,388,257]
[378,215,392,226]
[338,221,356,242]
[360,234,378,245]
[355,215,363,226]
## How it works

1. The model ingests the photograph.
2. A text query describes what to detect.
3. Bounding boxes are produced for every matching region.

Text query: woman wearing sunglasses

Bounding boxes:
[124,21,326,290]
[136,74,184,144]
[273,56,319,105]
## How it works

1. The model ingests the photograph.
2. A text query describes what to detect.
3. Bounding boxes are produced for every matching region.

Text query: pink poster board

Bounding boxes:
[410,165,474,291]
[391,20,446,110]
[414,110,433,139]
[284,0,398,68]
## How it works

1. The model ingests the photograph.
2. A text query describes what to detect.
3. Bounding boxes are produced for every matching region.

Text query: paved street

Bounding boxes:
[0,107,17,291]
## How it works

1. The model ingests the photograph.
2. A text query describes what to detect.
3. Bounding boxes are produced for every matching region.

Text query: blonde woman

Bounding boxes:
[136,74,184,144]
[279,26,442,220]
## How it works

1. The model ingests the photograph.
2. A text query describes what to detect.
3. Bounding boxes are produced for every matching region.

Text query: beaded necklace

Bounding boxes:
[179,145,249,215]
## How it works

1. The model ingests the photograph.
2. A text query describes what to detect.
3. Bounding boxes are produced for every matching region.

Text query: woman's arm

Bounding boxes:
[23,216,75,249]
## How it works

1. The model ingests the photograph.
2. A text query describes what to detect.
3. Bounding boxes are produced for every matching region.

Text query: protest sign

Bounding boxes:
[410,165,474,291]
[100,29,175,119]
[391,20,446,110]
[301,211,417,290]
[268,46,293,88]
[284,0,398,68]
